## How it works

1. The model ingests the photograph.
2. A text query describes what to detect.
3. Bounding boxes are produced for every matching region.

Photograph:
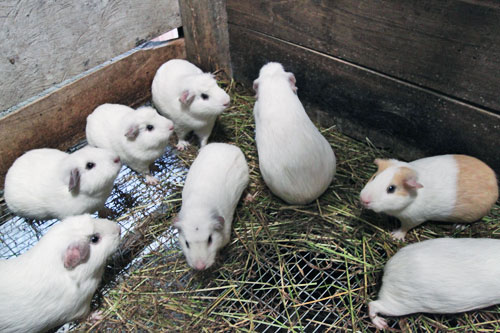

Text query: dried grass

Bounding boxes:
[75,79,500,332]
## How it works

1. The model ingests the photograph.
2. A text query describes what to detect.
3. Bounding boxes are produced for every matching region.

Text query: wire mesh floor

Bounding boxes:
[1,85,499,332]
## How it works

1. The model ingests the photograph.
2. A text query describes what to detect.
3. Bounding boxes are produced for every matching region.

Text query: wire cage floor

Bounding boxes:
[1,81,499,332]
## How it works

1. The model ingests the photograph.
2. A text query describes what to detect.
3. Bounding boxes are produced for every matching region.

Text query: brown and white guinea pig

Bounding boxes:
[4,147,122,220]
[252,62,336,205]
[86,103,174,185]
[0,214,121,333]
[174,143,249,270]
[369,238,500,330]
[360,155,498,240]
[151,59,231,151]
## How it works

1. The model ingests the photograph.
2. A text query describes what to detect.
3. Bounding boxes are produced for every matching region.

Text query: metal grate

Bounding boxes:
[0,141,186,261]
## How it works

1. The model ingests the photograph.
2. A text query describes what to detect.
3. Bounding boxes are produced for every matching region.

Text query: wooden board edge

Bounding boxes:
[229,25,500,174]
[0,38,186,188]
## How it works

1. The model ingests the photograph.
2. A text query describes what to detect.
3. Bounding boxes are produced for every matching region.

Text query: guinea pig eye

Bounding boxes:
[146,124,154,131]
[185,240,190,249]
[86,162,95,170]
[201,93,209,100]
[387,185,396,194]
[90,234,100,244]
[208,235,212,245]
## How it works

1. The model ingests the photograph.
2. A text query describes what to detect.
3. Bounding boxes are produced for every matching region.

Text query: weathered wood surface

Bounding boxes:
[0,39,186,188]
[1,0,181,113]
[227,0,500,113]
[179,0,232,77]
[229,26,500,173]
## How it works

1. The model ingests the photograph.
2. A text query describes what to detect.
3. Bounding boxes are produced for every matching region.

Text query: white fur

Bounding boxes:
[174,143,249,270]
[253,62,336,205]
[369,238,500,329]
[86,103,174,185]
[151,59,231,150]
[4,147,121,220]
[360,155,458,239]
[0,214,121,333]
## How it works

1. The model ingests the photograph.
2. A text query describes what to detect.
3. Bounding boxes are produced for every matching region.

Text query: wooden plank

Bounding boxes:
[227,0,500,113]
[0,39,186,188]
[179,0,232,77]
[229,25,500,173]
[1,0,181,113]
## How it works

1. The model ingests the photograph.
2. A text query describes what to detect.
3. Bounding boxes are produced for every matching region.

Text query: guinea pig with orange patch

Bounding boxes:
[360,155,498,240]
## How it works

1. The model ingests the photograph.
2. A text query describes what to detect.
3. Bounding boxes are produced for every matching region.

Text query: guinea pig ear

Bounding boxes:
[398,167,424,190]
[253,79,259,97]
[125,125,140,139]
[179,90,195,106]
[63,240,90,269]
[211,213,225,232]
[288,73,297,93]
[172,216,182,231]
[68,168,80,192]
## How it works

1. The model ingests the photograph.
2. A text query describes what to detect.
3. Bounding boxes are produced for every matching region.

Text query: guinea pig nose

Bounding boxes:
[223,101,230,107]
[169,124,174,131]
[113,157,121,164]
[195,262,207,270]
[360,195,371,207]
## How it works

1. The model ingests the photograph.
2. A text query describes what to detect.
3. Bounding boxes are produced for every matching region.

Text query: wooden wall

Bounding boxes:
[227,0,500,173]
[1,0,181,113]
[0,1,184,187]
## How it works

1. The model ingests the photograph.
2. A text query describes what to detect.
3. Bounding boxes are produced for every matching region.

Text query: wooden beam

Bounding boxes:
[227,0,500,113]
[179,0,232,77]
[0,39,186,188]
[229,25,500,173]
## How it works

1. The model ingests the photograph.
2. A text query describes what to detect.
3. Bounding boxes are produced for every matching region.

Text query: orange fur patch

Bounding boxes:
[450,155,499,222]
[391,167,418,196]
[369,159,396,182]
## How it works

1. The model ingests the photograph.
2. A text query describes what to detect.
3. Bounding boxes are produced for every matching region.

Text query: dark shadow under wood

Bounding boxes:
[229,25,500,173]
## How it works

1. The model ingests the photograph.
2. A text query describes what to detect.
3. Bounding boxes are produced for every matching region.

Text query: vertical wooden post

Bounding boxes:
[179,0,232,78]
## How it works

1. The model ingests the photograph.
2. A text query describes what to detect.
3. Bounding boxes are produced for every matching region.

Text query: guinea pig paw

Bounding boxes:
[145,175,160,186]
[371,315,388,330]
[390,229,407,241]
[244,192,257,204]
[176,141,189,151]
[88,310,104,323]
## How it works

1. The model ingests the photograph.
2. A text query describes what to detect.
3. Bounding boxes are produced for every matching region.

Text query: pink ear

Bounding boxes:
[253,79,259,97]
[288,73,297,93]
[212,215,225,231]
[68,168,80,191]
[125,125,139,139]
[404,178,424,189]
[63,240,90,269]
[179,90,195,105]
[173,216,182,231]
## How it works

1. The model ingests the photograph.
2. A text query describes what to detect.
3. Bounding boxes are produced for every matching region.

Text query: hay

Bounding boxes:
[74,79,500,332]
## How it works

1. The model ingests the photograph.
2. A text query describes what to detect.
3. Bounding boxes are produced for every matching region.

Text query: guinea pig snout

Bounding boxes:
[169,124,174,131]
[194,261,207,271]
[360,194,371,208]
[113,156,121,164]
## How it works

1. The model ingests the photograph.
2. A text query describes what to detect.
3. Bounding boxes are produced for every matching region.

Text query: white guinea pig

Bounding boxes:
[369,237,500,330]
[0,214,121,333]
[151,59,231,151]
[86,103,174,185]
[174,143,249,270]
[4,146,121,220]
[252,62,336,205]
[360,155,498,240]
